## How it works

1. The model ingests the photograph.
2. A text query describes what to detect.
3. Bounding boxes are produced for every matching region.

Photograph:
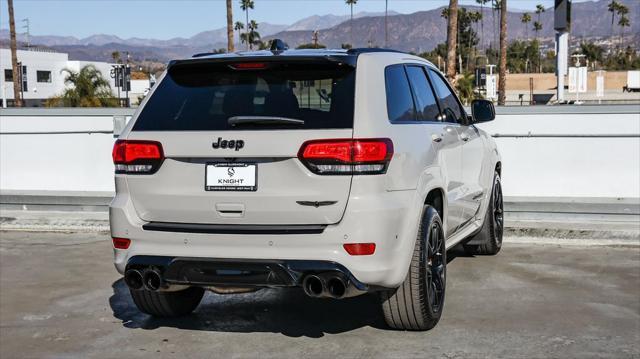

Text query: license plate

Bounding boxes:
[205,163,257,191]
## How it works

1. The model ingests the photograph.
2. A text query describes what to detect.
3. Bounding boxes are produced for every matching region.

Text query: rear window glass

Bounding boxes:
[384,65,416,122]
[133,62,355,131]
[405,66,440,121]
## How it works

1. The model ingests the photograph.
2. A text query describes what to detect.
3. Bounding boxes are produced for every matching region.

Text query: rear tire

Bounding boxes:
[130,287,204,317]
[464,172,504,255]
[380,205,446,331]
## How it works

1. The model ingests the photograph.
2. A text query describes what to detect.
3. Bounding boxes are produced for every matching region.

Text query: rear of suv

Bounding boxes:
[110,45,502,331]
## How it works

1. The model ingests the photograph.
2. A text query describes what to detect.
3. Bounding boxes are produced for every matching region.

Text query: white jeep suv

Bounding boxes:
[110,44,503,331]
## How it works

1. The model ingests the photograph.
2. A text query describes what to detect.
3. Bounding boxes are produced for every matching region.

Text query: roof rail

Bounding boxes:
[346,48,406,55]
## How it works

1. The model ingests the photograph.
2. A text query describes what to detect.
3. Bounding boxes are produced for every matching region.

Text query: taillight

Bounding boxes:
[298,138,393,175]
[112,140,164,174]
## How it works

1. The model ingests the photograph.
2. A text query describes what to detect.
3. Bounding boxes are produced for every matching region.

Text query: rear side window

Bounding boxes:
[384,65,416,122]
[428,69,465,123]
[405,66,440,121]
[133,62,355,131]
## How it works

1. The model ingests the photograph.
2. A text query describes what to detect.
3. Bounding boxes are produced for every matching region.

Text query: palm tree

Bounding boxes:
[608,0,620,40]
[46,65,116,107]
[469,11,483,65]
[498,0,507,105]
[492,0,501,49]
[534,4,544,41]
[111,51,121,64]
[533,21,542,39]
[239,0,254,50]
[7,0,22,107]
[520,13,532,41]
[535,4,545,22]
[445,0,459,83]
[226,0,234,52]
[345,0,358,47]
[240,20,261,50]
[234,21,244,49]
[618,14,630,50]
[476,0,489,51]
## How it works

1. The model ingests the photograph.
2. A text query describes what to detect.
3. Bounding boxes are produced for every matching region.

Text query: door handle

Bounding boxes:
[432,134,443,143]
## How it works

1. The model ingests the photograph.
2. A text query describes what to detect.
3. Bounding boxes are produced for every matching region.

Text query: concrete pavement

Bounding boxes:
[0,231,639,358]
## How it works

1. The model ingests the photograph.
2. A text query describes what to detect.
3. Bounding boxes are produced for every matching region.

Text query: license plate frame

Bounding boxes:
[205,163,257,192]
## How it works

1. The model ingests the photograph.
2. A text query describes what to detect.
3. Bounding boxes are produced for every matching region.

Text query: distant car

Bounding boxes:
[110,43,503,331]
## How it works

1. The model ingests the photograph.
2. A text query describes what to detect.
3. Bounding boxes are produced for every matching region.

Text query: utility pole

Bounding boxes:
[7,0,22,107]
[22,18,30,48]
[312,30,319,49]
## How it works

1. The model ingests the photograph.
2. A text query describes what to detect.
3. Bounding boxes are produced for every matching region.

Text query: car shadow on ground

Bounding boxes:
[109,278,387,338]
[109,245,472,338]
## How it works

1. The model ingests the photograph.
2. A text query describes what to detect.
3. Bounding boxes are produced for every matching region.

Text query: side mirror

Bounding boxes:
[470,99,495,123]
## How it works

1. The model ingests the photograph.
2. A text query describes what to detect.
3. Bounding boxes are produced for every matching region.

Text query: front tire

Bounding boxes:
[130,287,205,317]
[464,172,504,255]
[380,205,446,331]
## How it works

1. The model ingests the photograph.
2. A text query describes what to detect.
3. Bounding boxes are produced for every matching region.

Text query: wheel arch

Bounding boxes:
[424,187,445,222]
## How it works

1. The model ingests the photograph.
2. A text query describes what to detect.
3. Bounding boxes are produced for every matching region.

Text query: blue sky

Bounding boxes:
[1,0,591,39]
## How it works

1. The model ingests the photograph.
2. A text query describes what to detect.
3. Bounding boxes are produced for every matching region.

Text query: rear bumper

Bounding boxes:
[110,179,424,288]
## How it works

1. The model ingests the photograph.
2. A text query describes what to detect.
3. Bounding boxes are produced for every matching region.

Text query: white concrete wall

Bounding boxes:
[0,109,132,192]
[1,106,639,200]
[475,107,640,199]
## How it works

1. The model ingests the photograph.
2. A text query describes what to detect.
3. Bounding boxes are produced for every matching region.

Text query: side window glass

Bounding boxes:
[405,66,441,121]
[384,65,416,122]
[428,69,464,123]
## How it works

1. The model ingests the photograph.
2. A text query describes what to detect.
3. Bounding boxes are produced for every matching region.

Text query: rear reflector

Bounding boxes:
[343,243,376,256]
[112,237,131,249]
[112,140,164,174]
[298,138,393,175]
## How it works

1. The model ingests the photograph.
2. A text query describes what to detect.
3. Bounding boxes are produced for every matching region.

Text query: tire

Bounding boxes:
[380,205,446,331]
[130,286,205,317]
[464,172,504,255]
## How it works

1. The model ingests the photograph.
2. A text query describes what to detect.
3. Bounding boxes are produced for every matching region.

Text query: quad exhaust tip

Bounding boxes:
[302,275,324,297]
[124,269,144,290]
[142,268,163,291]
[326,277,347,299]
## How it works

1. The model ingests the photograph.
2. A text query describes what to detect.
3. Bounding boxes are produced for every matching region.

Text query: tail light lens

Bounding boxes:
[112,140,164,174]
[298,138,393,175]
[112,237,131,249]
[344,243,376,255]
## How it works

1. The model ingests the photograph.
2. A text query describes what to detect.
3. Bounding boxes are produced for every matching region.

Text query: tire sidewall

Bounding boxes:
[421,206,446,319]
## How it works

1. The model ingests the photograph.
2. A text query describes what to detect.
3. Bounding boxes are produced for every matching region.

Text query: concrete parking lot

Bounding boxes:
[0,231,638,359]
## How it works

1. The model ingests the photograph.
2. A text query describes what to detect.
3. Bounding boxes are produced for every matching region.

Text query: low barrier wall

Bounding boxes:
[1,106,638,205]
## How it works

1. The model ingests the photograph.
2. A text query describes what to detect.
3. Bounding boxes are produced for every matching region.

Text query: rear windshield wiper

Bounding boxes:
[228,116,305,126]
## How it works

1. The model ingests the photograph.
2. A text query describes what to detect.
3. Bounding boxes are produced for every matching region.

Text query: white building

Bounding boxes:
[0,48,150,107]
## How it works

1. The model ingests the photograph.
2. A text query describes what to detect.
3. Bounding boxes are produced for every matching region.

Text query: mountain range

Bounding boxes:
[0,0,637,63]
